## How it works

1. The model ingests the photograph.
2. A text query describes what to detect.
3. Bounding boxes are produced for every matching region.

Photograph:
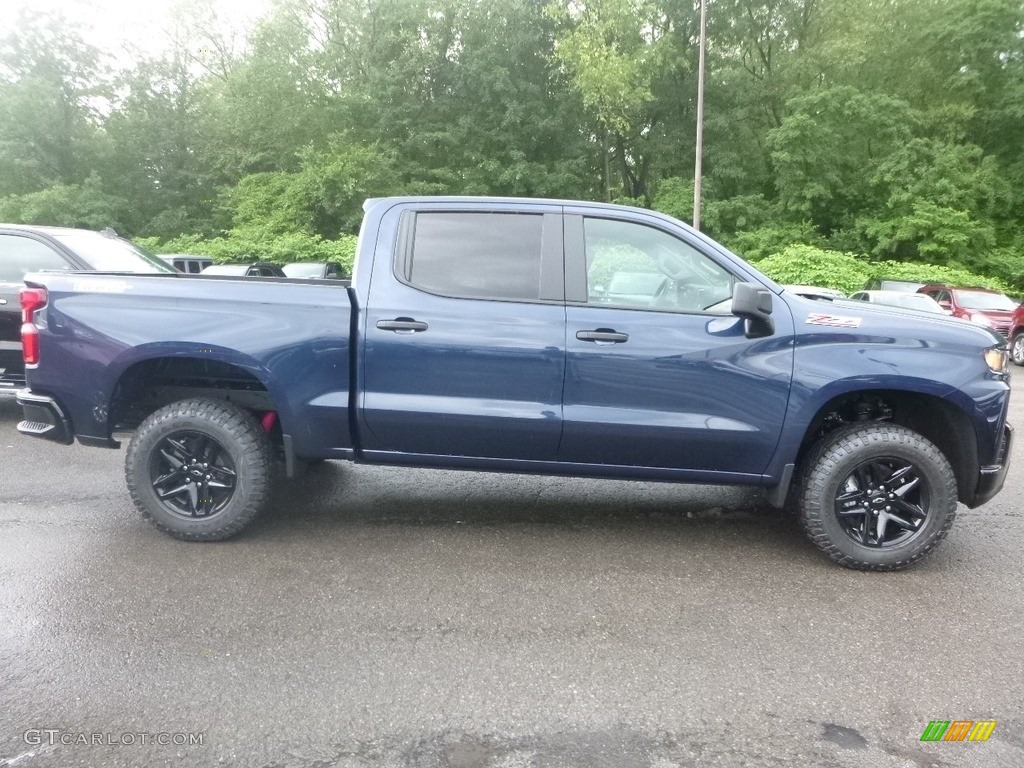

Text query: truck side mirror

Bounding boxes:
[731,282,774,338]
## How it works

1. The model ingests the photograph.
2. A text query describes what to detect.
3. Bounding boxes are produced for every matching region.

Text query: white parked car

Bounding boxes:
[848,290,946,314]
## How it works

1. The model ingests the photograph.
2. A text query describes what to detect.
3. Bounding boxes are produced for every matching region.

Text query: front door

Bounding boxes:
[560,213,794,477]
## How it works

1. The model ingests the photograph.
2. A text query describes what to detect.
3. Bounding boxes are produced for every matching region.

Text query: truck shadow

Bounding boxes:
[251,460,815,562]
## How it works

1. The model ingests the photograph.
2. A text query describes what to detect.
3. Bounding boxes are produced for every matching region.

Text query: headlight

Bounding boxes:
[969,312,994,327]
[984,347,1009,373]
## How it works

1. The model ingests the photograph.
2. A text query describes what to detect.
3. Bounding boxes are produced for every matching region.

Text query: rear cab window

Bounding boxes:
[400,212,556,302]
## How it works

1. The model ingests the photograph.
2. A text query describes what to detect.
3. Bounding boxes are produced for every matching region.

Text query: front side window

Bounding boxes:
[407,212,544,301]
[0,235,72,281]
[584,218,734,312]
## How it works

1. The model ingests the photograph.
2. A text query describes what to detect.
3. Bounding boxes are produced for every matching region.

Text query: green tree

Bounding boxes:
[0,173,127,230]
[766,86,916,235]
[0,10,110,196]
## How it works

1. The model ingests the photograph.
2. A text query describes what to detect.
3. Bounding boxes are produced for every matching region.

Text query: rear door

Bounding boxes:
[560,212,794,477]
[0,233,79,383]
[359,201,565,461]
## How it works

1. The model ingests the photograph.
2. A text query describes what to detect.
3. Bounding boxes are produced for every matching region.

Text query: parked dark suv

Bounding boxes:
[917,284,1017,338]
[0,224,174,393]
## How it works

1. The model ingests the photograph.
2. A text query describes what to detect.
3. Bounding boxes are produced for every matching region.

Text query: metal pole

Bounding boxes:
[693,0,707,229]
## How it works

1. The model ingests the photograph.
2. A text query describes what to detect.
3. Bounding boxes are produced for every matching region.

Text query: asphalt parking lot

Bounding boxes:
[1,388,1022,768]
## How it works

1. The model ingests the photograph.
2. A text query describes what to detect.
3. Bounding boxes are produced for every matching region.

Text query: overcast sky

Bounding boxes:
[1,0,272,63]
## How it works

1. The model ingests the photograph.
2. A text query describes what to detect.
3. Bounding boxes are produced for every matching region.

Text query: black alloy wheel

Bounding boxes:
[833,458,928,548]
[150,431,238,519]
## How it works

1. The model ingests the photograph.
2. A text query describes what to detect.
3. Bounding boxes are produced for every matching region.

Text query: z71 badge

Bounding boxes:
[805,313,862,328]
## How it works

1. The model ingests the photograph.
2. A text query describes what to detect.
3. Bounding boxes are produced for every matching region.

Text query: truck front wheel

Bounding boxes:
[797,423,957,570]
[125,398,272,541]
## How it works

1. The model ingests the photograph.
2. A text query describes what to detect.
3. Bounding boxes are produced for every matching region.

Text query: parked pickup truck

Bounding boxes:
[16,197,1013,569]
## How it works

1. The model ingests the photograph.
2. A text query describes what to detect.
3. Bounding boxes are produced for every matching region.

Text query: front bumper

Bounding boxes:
[16,389,74,445]
[971,423,1013,508]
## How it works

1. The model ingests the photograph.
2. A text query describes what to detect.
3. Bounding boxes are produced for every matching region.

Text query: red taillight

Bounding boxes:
[20,286,47,366]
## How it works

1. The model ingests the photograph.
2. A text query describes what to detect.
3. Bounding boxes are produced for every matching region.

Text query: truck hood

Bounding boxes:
[786,295,1005,347]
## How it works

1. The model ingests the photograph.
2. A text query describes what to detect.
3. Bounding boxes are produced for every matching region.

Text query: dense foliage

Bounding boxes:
[1,0,1022,286]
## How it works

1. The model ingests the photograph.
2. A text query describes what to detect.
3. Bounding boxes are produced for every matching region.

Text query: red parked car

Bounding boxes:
[917,284,1017,339]
[1009,303,1024,365]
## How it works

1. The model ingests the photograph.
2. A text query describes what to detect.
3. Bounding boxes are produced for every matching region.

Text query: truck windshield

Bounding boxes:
[53,233,176,273]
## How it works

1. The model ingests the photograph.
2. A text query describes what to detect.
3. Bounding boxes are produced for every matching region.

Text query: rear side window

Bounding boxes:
[0,235,71,281]
[407,212,544,301]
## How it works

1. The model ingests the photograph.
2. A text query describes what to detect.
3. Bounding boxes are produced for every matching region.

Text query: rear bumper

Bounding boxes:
[0,372,26,397]
[16,389,74,445]
[970,423,1013,508]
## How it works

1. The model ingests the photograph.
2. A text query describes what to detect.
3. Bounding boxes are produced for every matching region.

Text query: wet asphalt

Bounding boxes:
[1,388,1023,768]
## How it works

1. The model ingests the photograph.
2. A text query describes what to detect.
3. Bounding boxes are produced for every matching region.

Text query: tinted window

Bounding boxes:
[584,218,734,312]
[0,235,72,281]
[409,213,543,301]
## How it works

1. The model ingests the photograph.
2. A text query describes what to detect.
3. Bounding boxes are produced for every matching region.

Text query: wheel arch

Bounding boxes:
[107,348,291,440]
[792,388,979,505]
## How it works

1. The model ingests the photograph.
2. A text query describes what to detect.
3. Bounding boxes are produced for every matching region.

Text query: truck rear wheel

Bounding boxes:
[797,423,957,570]
[125,398,272,541]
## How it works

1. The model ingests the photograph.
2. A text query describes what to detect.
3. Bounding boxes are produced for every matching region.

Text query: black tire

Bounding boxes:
[1011,333,1024,366]
[125,398,272,541]
[797,423,957,570]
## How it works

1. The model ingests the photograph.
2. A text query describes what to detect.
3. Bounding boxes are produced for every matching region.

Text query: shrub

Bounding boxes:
[753,245,870,295]
[138,231,358,273]
[865,260,1012,293]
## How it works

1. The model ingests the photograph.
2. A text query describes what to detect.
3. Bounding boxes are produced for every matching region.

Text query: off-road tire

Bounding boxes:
[125,398,272,541]
[798,423,957,570]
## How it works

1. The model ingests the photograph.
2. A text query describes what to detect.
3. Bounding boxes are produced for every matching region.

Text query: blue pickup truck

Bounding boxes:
[15,197,1013,569]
